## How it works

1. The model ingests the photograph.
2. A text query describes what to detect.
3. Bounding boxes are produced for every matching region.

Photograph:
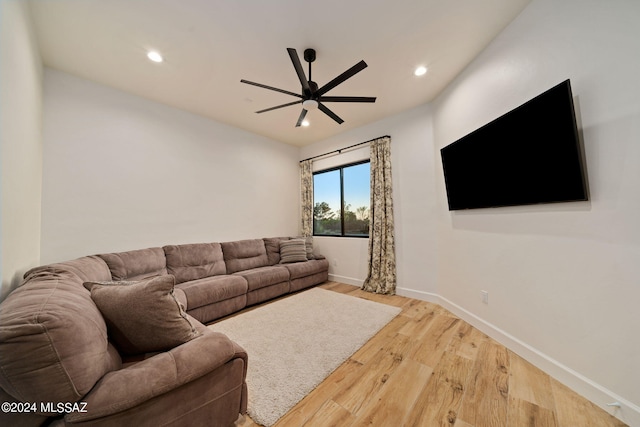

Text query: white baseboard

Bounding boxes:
[328,274,363,288]
[395,286,440,303]
[396,286,639,427]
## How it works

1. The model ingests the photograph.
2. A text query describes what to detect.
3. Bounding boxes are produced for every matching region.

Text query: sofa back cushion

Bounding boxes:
[263,237,290,265]
[98,247,167,281]
[0,256,121,405]
[221,239,269,274]
[163,243,226,284]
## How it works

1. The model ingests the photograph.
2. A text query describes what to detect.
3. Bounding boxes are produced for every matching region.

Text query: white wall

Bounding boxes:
[41,69,300,263]
[302,0,640,423]
[0,0,42,299]
[432,0,640,423]
[300,103,437,294]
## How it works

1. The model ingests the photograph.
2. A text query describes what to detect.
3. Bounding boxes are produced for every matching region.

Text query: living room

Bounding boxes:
[2,0,639,426]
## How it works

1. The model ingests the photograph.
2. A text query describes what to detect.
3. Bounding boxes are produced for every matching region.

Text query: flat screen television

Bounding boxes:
[440,79,588,211]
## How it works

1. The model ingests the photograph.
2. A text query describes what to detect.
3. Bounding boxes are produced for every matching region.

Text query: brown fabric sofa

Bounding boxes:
[0,237,328,426]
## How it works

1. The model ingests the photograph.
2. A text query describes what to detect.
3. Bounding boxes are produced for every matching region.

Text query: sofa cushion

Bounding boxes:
[24,255,114,283]
[175,275,248,310]
[263,237,290,265]
[84,275,199,355]
[284,258,330,280]
[279,239,308,264]
[99,247,167,281]
[0,257,120,405]
[233,266,290,292]
[298,236,316,260]
[163,243,227,284]
[222,239,269,274]
[65,329,244,424]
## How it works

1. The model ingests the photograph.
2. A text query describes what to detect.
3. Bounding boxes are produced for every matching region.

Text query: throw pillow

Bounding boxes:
[279,239,308,264]
[296,236,315,260]
[84,275,198,355]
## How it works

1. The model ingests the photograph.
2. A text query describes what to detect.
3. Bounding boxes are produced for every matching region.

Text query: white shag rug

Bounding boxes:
[209,287,401,427]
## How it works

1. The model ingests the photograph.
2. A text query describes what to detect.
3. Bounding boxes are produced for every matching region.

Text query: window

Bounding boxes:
[313,161,370,237]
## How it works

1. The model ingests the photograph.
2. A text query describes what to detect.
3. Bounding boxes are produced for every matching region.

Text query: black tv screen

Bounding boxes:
[440,79,588,211]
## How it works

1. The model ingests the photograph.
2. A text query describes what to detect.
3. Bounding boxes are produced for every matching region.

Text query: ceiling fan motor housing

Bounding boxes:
[307,80,319,95]
[304,48,316,63]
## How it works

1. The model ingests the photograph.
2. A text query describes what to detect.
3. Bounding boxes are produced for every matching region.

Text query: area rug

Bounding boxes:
[209,287,401,427]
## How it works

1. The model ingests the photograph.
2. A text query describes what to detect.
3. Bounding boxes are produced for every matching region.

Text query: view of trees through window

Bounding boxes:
[313,161,370,237]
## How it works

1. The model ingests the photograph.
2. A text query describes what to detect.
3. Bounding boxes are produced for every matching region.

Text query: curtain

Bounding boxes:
[300,159,313,237]
[362,136,397,295]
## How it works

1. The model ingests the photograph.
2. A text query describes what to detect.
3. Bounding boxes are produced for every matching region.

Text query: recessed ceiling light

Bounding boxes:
[414,66,427,76]
[147,51,163,63]
[301,120,310,127]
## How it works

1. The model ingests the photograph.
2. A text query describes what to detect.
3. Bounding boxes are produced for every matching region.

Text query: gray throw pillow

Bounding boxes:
[84,275,198,355]
[296,236,315,260]
[279,239,308,264]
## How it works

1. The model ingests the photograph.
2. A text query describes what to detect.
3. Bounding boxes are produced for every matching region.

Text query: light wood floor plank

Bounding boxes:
[408,315,461,368]
[457,340,510,427]
[333,333,413,415]
[350,314,412,364]
[508,397,558,427]
[404,350,474,426]
[299,400,355,427]
[234,282,627,427]
[352,358,433,427]
[508,350,556,411]
[447,322,490,361]
[550,378,627,427]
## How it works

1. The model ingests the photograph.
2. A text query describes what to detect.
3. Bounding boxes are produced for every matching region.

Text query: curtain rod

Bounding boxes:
[299,135,390,163]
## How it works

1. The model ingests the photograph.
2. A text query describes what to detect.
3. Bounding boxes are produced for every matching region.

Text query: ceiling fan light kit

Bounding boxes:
[302,99,318,110]
[241,48,376,127]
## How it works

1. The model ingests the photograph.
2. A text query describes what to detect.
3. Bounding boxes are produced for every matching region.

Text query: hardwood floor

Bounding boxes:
[238,282,627,427]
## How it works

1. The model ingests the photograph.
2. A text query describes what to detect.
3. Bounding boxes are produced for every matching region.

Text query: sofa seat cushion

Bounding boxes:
[232,266,290,292]
[84,276,199,355]
[284,258,330,280]
[222,239,269,273]
[164,243,227,284]
[175,275,248,310]
[99,248,167,281]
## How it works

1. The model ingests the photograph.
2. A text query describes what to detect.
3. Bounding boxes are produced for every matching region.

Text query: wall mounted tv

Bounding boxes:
[440,79,588,211]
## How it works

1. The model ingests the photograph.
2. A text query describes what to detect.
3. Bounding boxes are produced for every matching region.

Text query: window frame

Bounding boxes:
[312,159,370,238]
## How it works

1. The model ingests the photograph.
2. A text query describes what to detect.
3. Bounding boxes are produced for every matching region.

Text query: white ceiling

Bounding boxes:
[29,0,530,146]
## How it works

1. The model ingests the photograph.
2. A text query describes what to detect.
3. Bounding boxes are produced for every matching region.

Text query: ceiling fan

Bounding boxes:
[241,48,376,127]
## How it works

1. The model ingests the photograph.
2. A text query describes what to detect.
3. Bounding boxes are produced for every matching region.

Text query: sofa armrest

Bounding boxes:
[66,330,246,422]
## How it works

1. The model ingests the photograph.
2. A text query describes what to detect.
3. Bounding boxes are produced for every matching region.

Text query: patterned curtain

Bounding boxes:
[300,160,313,237]
[362,136,397,295]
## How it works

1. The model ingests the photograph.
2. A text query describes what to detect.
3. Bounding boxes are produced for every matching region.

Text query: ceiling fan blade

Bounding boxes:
[316,60,368,97]
[318,103,344,124]
[287,48,312,96]
[256,100,303,114]
[318,96,376,103]
[241,79,302,98]
[295,109,308,127]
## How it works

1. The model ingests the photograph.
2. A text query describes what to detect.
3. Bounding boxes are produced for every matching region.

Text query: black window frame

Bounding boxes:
[312,159,370,238]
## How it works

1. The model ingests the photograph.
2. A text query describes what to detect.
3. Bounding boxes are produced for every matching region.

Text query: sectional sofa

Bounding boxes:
[0,237,329,426]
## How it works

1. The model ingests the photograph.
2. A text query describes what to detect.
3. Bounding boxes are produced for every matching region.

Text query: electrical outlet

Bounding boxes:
[481,290,489,304]
[332,259,338,267]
